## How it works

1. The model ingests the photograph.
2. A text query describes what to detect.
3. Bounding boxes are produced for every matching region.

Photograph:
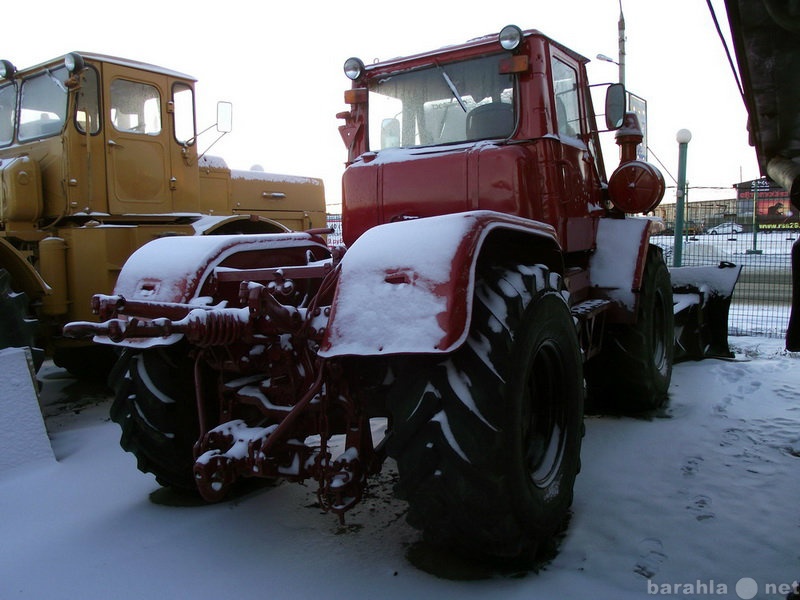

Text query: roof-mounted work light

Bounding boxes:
[499,25,523,52]
[343,57,365,81]
[0,59,17,80]
[64,52,85,74]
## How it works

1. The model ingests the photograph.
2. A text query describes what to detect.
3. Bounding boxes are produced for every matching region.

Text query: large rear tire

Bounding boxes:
[109,343,202,490]
[0,268,43,369]
[387,264,584,559]
[586,245,674,413]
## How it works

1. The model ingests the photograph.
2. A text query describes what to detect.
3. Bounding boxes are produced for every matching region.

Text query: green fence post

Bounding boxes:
[674,129,692,267]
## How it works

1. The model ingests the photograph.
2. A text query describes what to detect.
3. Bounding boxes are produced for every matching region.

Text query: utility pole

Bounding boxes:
[597,2,626,91]
[618,0,626,89]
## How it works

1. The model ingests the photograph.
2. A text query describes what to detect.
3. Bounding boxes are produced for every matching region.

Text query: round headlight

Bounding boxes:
[64,52,85,74]
[343,57,365,81]
[499,25,523,51]
[0,59,16,80]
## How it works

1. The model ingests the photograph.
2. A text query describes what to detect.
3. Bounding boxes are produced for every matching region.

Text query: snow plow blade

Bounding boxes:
[670,262,743,361]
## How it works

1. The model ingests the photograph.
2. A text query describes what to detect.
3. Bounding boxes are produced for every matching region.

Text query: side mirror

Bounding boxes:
[605,83,626,130]
[216,101,233,133]
[381,118,400,149]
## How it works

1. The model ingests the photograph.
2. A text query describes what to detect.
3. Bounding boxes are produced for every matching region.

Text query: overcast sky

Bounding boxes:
[6,0,757,210]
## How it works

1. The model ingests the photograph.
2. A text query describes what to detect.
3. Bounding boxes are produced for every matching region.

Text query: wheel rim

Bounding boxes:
[524,339,568,489]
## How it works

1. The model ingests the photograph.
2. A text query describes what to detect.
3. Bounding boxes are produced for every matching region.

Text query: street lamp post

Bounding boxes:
[674,128,692,267]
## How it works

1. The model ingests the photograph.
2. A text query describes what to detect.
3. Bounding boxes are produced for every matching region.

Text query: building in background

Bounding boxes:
[654,178,799,234]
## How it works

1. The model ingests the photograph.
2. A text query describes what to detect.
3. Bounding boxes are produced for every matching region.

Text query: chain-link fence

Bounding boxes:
[651,229,794,338]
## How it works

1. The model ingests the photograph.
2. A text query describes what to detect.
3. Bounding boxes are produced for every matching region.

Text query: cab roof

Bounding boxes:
[7,51,196,82]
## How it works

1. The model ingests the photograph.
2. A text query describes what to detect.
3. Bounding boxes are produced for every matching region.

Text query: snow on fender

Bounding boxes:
[318,210,558,357]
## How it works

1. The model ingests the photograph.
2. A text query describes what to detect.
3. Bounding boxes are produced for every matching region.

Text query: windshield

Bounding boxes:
[0,82,16,147]
[368,54,515,150]
[18,66,70,142]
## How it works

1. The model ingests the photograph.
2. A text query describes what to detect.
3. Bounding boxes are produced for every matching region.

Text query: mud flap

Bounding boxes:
[670,262,742,361]
[787,239,800,351]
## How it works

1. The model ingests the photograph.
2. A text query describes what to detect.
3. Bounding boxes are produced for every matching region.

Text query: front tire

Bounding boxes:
[586,245,674,413]
[387,264,584,559]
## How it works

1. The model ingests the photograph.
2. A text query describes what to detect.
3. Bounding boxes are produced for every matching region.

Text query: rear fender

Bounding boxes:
[671,262,743,360]
[93,232,329,349]
[0,237,51,300]
[189,214,290,235]
[318,210,560,357]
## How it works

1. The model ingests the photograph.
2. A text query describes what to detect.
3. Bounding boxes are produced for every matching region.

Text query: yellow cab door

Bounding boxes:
[102,62,172,213]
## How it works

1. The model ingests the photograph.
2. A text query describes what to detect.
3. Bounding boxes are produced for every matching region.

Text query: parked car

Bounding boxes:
[707,222,743,235]
[660,221,705,236]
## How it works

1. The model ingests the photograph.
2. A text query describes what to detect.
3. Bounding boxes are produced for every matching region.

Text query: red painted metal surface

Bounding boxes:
[339,30,609,257]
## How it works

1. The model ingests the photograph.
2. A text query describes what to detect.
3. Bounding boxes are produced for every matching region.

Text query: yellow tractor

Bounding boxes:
[0,52,327,376]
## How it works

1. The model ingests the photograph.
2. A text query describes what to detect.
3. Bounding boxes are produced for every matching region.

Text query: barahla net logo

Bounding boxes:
[647,577,800,598]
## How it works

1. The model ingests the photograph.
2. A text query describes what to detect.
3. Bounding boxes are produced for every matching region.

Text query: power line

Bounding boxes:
[646,145,677,184]
[705,0,746,104]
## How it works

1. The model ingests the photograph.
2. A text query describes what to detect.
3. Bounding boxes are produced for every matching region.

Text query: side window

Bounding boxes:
[110,79,161,135]
[172,82,195,144]
[0,82,16,146]
[75,66,100,134]
[551,58,580,138]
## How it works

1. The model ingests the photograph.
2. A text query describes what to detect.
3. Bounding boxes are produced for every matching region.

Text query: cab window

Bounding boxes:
[18,66,70,142]
[367,54,515,150]
[110,79,161,135]
[551,58,580,138]
[75,66,100,134]
[0,82,16,146]
[172,82,195,144]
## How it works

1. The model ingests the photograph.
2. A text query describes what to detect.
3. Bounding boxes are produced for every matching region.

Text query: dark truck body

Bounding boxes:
[724,0,800,348]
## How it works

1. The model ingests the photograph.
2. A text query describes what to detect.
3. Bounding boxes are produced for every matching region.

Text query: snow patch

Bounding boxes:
[0,348,54,473]
[589,217,648,309]
[444,360,498,431]
[430,410,469,462]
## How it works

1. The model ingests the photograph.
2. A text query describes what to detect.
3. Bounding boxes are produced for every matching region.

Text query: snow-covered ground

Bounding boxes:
[1,336,799,599]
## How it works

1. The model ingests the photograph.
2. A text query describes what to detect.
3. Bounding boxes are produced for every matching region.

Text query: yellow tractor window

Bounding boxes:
[110,79,161,135]
[0,82,15,146]
[18,67,70,142]
[172,82,195,145]
[75,67,100,135]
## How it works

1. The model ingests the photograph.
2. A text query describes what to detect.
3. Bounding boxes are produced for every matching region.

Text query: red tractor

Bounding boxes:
[65,26,737,560]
